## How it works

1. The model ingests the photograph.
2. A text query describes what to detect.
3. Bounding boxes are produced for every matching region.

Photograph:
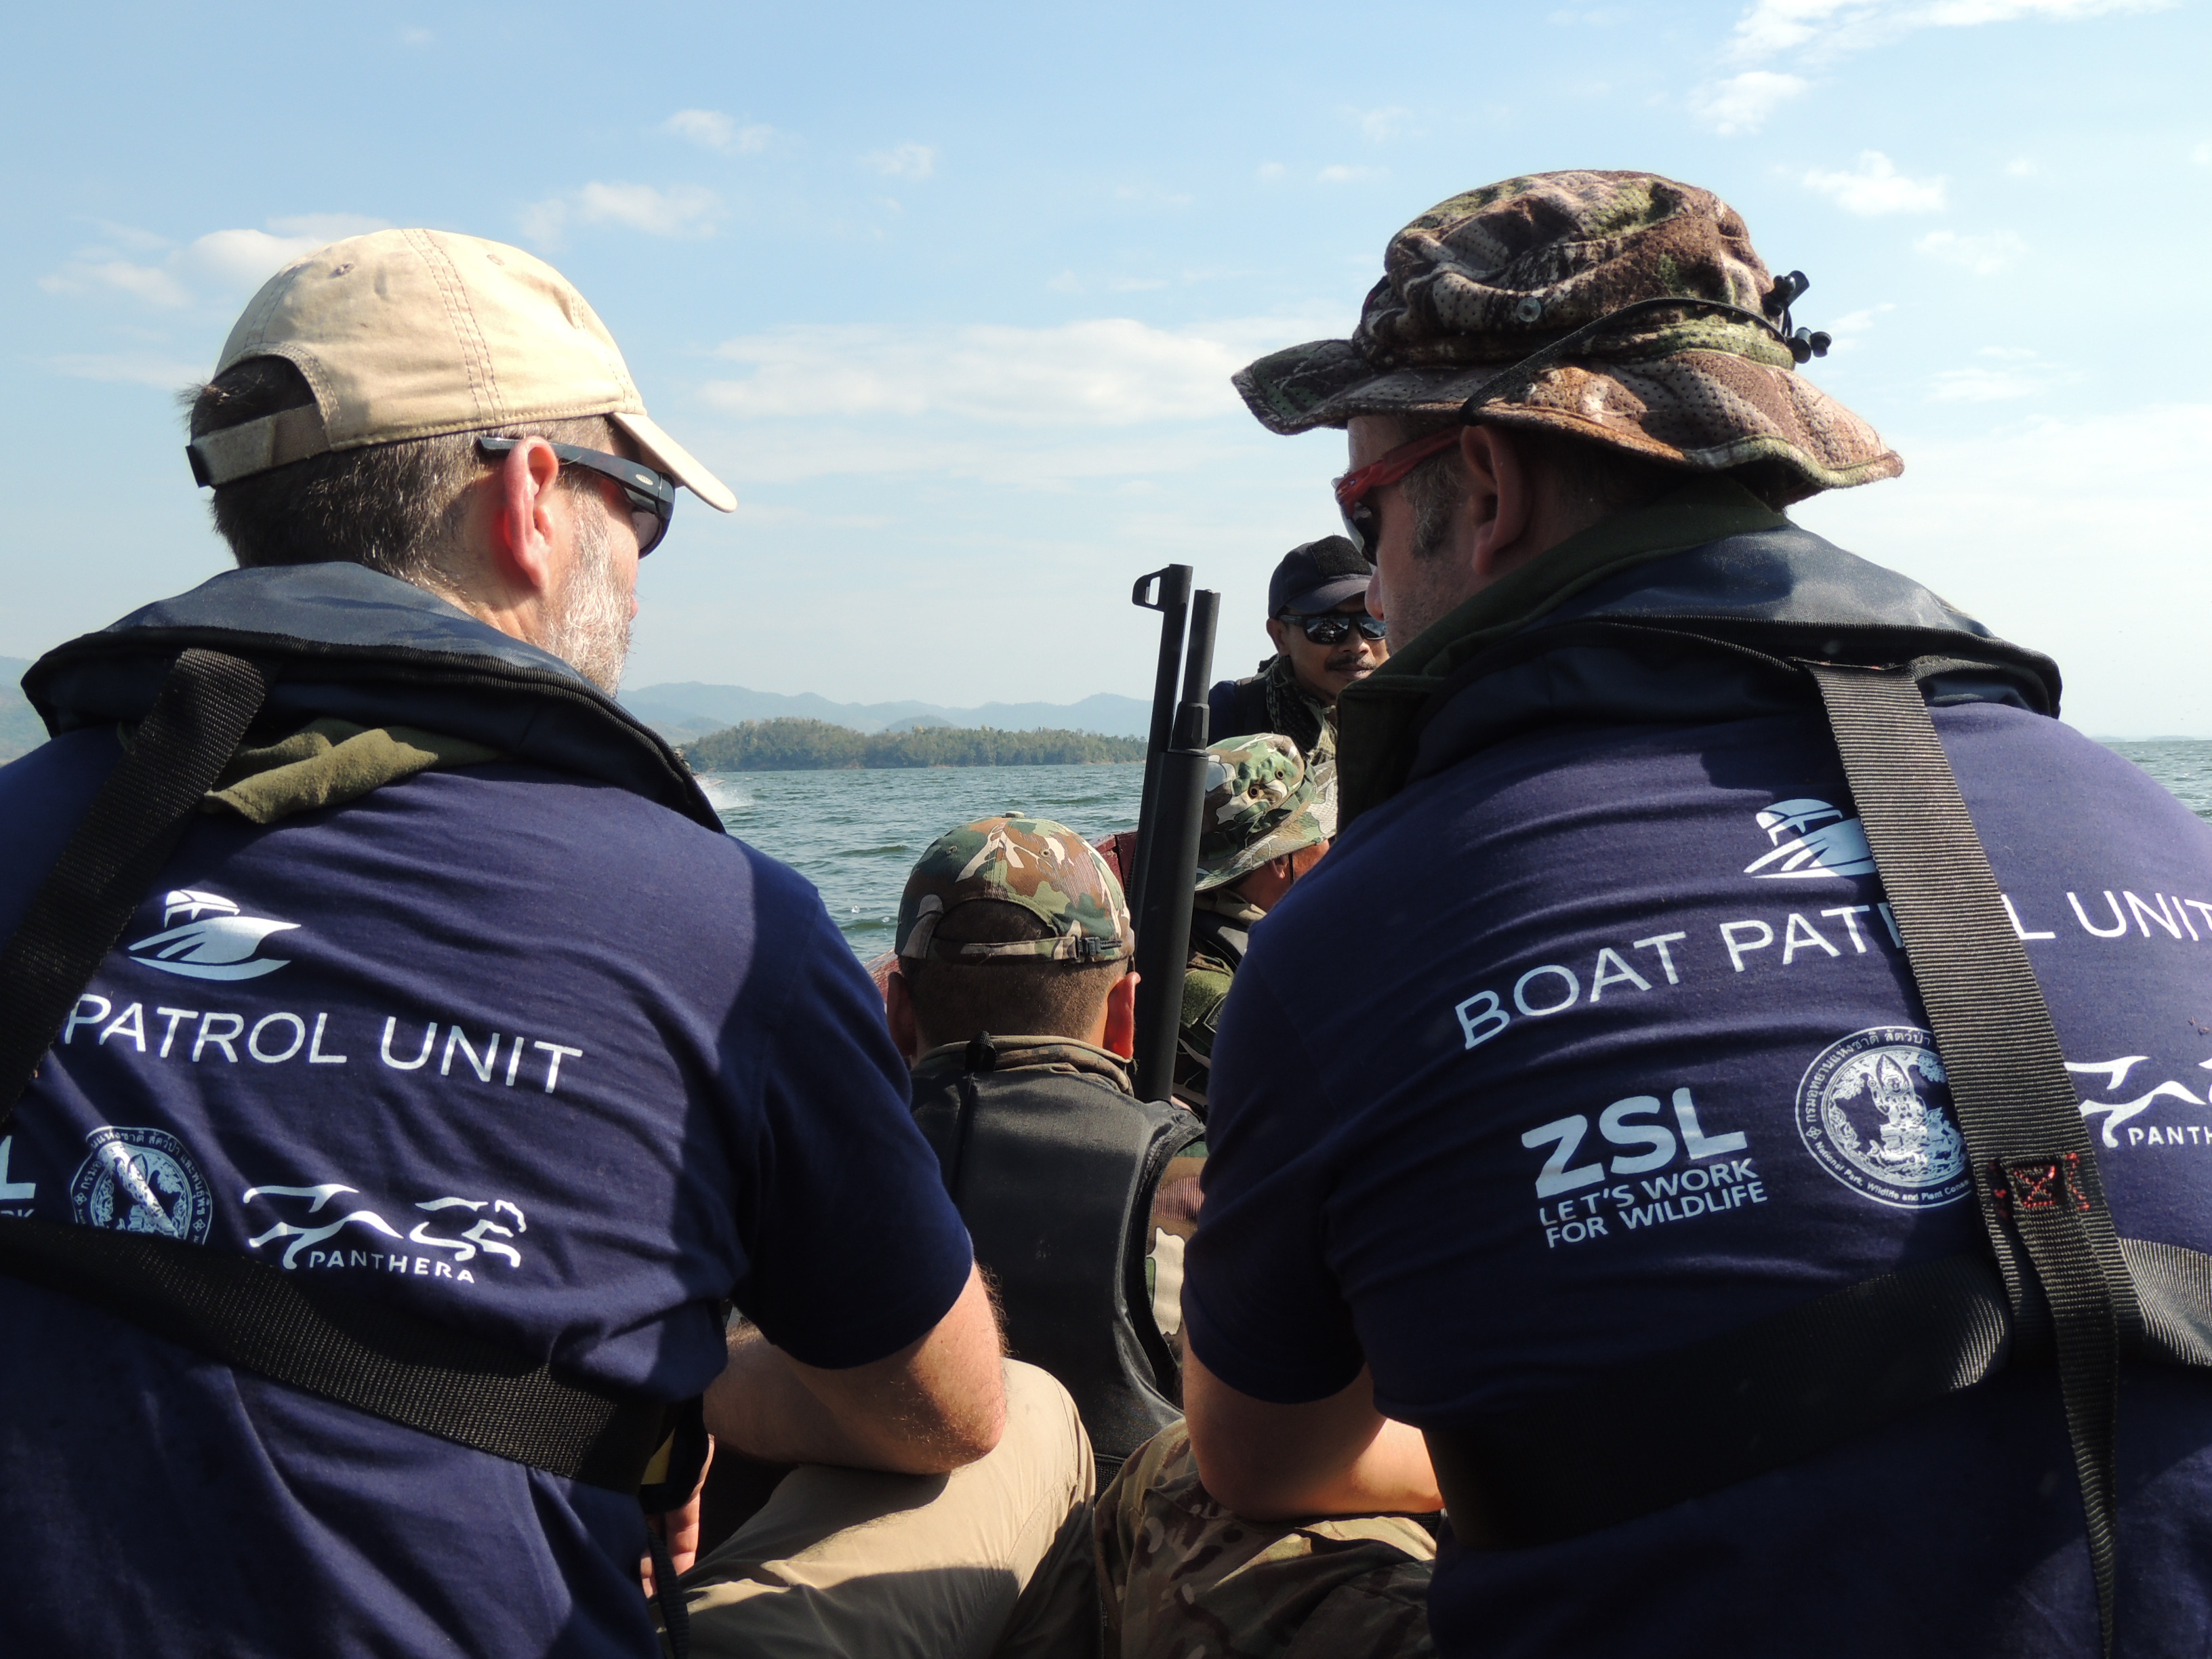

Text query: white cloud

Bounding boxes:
[40,258,191,308]
[2006,157,2040,176]
[39,214,388,310]
[182,216,389,289]
[1928,366,2043,401]
[863,143,937,180]
[522,183,722,243]
[1353,105,1412,142]
[663,110,775,155]
[87,220,172,255]
[400,26,433,45]
[1114,183,1195,208]
[1725,0,2170,64]
[1255,162,1287,182]
[1925,345,2066,401]
[1916,228,2026,273]
[1315,164,1386,184]
[47,352,207,388]
[1689,70,1808,135]
[701,316,1324,429]
[1801,150,1945,213]
[1790,403,2212,735]
[1819,302,1895,352]
[2194,141,2212,165]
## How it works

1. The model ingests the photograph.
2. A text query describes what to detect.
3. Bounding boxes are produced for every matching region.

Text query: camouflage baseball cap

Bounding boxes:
[1233,171,1900,504]
[897,814,1132,963]
[1195,735,1335,892]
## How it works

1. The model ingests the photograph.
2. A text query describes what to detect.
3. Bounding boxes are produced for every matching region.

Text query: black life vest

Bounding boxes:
[23,560,717,831]
[1187,905,1250,972]
[1,565,720,1639]
[1341,522,2207,1647]
[1205,671,1273,745]
[911,1044,1202,1477]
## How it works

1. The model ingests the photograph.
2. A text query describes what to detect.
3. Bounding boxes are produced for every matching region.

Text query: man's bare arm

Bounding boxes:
[1184,1345,1440,1519]
[703,1263,1005,1475]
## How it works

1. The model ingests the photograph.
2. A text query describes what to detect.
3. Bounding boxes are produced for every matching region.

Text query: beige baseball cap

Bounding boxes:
[186,226,737,513]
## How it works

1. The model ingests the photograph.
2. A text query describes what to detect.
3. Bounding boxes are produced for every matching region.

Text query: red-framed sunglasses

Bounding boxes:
[1331,428,1462,557]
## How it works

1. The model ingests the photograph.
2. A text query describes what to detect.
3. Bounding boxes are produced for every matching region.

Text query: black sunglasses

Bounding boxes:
[1277,611,1387,645]
[476,436,677,556]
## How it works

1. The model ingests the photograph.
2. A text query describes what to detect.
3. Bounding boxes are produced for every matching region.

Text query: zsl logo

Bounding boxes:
[1522,1088,1747,1197]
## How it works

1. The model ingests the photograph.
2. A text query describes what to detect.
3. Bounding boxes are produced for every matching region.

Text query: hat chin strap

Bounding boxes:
[186,403,332,488]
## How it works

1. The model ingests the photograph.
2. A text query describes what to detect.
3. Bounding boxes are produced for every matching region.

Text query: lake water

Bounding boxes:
[699,764,1147,954]
[703,739,2212,956]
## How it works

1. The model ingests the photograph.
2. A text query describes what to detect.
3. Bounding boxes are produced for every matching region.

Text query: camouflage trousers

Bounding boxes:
[1094,1421,1437,1659]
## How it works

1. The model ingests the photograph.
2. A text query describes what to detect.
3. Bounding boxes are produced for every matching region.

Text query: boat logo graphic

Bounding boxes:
[125,888,300,981]
[1796,1026,1969,1209]
[68,1125,213,1244]
[1743,798,1877,880]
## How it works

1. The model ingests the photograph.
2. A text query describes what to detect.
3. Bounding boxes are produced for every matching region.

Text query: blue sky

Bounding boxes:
[5,0,2207,733]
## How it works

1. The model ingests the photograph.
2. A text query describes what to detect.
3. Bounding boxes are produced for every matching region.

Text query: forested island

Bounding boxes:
[680,718,1145,772]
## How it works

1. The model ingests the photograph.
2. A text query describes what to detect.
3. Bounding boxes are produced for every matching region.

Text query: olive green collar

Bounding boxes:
[1335,476,1784,822]
[121,717,506,825]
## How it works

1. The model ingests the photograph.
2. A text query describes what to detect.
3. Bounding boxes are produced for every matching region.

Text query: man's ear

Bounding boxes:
[1455,424,1536,581]
[1264,617,1289,655]
[885,966,922,1062]
[488,437,567,598]
[1102,968,1140,1061]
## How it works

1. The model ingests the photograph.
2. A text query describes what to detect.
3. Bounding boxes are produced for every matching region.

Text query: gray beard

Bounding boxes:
[1381,553,1475,653]
[541,503,632,694]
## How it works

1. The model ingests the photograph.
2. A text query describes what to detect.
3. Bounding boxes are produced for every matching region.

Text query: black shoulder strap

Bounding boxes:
[1809,663,2130,1655]
[0,651,674,1491]
[1423,663,2136,1655]
[0,648,268,1131]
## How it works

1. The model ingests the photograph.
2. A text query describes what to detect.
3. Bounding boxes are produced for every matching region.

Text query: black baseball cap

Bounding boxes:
[1269,535,1372,615]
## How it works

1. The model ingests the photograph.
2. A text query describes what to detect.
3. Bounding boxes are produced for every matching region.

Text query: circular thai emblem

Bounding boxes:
[1795,1027,1969,1209]
[69,1126,213,1244]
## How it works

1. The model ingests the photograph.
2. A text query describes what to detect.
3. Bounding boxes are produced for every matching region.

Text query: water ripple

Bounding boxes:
[705,762,1144,952]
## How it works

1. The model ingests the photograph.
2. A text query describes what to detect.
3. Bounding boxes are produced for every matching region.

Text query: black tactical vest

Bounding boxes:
[912,1048,1202,1476]
[1187,905,1249,972]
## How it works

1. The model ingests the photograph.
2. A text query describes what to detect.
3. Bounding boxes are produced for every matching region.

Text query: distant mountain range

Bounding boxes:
[1,659,1151,764]
[621,681,1153,743]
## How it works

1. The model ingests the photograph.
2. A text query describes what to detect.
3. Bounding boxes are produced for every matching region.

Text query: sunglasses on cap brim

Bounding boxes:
[476,436,677,556]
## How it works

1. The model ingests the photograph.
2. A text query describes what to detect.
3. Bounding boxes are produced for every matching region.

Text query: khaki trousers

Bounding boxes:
[674,1360,1100,1658]
[1095,1421,1435,1659]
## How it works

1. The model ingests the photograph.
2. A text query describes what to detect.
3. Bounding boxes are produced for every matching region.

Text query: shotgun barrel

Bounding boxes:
[1130,587,1217,1104]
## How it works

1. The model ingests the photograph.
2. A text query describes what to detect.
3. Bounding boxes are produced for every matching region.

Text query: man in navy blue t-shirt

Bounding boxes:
[0,230,1098,1658]
[1145,172,2212,1658]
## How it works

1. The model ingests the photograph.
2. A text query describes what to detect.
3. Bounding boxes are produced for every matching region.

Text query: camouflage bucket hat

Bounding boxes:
[1195,734,1336,893]
[1233,170,1900,504]
[897,814,1132,963]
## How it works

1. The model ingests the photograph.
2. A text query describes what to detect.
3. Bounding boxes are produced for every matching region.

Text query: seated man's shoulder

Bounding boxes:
[405,762,838,939]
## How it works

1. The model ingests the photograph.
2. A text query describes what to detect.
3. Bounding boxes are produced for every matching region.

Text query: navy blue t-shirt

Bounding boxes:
[0,731,974,1658]
[1187,703,2212,1658]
